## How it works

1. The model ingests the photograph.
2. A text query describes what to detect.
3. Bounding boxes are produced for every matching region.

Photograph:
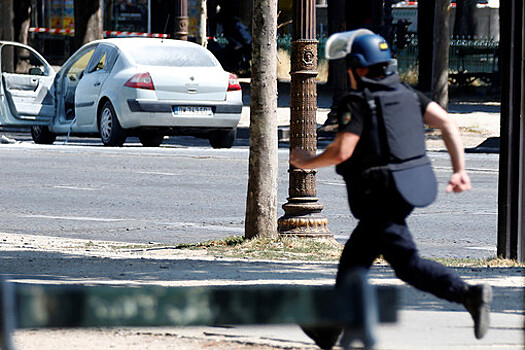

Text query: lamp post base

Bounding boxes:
[278,198,332,237]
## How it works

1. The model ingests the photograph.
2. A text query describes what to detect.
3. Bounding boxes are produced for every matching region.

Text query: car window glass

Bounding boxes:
[93,53,107,71]
[66,48,95,81]
[1,45,47,75]
[126,45,218,67]
[85,45,106,73]
[104,46,119,72]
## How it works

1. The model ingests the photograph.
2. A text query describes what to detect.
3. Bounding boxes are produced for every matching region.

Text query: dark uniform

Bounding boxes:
[302,31,491,349]
[334,73,469,303]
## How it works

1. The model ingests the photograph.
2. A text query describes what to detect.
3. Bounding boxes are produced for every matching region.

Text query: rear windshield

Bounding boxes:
[126,45,218,67]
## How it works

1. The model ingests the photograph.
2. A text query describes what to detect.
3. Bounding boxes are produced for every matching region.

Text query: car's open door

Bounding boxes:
[0,41,55,126]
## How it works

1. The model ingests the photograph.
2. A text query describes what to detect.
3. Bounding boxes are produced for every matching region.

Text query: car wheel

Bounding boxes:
[139,132,164,147]
[209,128,236,149]
[31,125,56,144]
[99,101,126,147]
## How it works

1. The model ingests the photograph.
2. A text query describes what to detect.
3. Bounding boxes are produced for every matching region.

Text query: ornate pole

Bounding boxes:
[278,0,331,237]
[175,0,188,41]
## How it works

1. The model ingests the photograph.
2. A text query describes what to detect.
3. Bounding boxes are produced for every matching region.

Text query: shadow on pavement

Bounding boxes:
[1,250,522,315]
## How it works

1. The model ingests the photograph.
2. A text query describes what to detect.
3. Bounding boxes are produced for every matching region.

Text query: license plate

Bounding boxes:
[173,106,213,116]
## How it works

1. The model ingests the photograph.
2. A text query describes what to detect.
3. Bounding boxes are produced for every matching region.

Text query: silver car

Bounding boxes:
[0,38,243,148]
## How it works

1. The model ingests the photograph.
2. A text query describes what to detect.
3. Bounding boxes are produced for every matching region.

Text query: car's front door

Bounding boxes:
[74,44,117,129]
[0,42,55,126]
[55,45,97,125]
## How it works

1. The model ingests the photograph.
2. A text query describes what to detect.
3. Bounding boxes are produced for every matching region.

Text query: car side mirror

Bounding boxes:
[29,67,44,76]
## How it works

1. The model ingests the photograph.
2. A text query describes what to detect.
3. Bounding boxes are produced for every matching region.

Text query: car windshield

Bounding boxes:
[127,44,218,67]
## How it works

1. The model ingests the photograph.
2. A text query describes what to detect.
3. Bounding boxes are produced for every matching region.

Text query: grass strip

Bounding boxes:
[171,236,524,267]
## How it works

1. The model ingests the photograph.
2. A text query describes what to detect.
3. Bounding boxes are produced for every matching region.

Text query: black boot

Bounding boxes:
[300,325,342,349]
[463,284,492,339]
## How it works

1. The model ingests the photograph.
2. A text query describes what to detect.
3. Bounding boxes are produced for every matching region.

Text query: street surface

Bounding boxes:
[1,130,521,350]
[0,132,498,260]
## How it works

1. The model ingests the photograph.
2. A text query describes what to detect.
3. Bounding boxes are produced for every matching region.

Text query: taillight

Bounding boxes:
[227,73,241,92]
[124,72,155,90]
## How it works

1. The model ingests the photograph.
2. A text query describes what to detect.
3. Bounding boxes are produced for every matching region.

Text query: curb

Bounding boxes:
[465,136,500,153]
[237,127,500,153]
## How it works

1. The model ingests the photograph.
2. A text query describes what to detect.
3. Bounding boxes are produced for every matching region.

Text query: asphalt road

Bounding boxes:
[0,133,499,260]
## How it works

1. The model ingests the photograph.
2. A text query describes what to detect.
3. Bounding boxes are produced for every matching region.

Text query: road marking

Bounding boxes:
[319,181,346,186]
[20,215,126,222]
[52,185,97,191]
[17,215,244,232]
[137,171,181,176]
[464,246,497,252]
[157,221,245,233]
[433,166,499,173]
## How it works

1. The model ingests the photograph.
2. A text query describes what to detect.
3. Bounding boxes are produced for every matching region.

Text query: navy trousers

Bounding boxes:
[339,179,468,303]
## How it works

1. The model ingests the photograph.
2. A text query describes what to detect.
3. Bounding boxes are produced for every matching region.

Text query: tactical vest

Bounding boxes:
[338,81,437,208]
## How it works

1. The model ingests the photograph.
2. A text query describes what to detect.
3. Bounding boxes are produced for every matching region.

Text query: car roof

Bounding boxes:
[90,37,204,51]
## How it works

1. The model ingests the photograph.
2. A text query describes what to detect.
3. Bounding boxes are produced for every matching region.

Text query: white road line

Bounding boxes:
[464,246,497,252]
[318,181,346,186]
[19,215,126,222]
[17,215,244,232]
[137,171,181,176]
[52,185,97,191]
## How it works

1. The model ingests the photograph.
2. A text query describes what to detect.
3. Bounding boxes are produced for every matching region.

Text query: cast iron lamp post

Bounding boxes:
[278,0,331,237]
[175,0,188,40]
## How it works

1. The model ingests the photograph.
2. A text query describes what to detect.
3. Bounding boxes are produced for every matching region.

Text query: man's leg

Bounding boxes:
[379,219,492,338]
[302,222,380,349]
[379,220,467,302]
[336,221,380,286]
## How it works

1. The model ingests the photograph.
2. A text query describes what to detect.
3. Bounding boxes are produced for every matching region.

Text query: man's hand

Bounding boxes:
[446,170,471,193]
[289,148,313,169]
[289,132,360,170]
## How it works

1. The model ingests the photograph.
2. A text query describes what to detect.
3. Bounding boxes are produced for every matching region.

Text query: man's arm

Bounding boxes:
[290,131,360,169]
[423,102,471,193]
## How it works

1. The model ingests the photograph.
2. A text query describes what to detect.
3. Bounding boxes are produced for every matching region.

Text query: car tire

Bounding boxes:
[31,125,56,144]
[99,101,127,147]
[209,128,236,149]
[139,132,164,147]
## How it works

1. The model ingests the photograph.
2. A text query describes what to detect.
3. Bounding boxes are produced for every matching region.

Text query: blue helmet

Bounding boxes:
[346,34,392,68]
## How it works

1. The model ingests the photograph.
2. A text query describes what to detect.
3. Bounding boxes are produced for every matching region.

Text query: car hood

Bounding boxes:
[144,66,229,102]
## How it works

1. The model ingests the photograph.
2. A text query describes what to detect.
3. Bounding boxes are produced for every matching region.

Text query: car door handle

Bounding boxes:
[93,82,101,87]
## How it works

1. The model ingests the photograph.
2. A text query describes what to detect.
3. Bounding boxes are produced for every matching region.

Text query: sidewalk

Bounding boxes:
[2,233,523,349]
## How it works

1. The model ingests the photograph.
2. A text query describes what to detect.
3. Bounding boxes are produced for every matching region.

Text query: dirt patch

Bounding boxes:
[13,328,311,350]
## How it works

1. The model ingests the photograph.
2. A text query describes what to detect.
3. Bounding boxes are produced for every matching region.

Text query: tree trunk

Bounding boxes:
[418,0,435,92]
[0,0,15,73]
[432,0,450,109]
[73,1,103,50]
[1,0,14,41]
[13,0,31,45]
[327,0,347,119]
[239,1,253,32]
[453,0,477,38]
[196,0,207,46]
[245,0,278,239]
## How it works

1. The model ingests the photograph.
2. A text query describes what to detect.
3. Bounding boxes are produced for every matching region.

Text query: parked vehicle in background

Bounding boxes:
[0,38,243,148]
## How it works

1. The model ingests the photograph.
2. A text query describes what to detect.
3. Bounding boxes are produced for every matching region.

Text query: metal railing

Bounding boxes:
[276,34,500,87]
